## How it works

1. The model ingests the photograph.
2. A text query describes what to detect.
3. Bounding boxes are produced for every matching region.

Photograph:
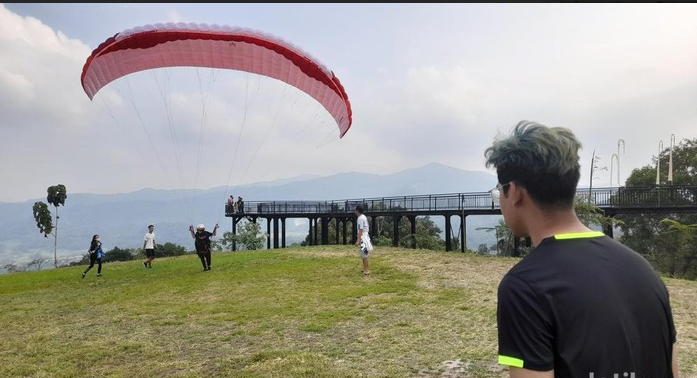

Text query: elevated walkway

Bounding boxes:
[225,185,697,252]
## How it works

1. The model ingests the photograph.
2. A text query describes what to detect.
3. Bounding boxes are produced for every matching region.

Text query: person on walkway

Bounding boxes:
[82,234,104,278]
[485,120,678,377]
[354,204,373,275]
[236,196,245,214]
[189,223,218,271]
[227,195,237,214]
[143,224,157,269]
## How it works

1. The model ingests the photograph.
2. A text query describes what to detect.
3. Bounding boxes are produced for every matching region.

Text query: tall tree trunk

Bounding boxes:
[54,206,59,268]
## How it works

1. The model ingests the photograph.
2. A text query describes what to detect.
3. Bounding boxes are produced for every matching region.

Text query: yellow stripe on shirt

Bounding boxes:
[498,355,524,368]
[554,231,605,240]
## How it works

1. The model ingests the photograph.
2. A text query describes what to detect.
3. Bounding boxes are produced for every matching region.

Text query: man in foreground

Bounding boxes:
[484,120,678,377]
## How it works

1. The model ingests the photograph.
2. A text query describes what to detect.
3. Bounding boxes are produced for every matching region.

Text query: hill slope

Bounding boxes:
[1,247,695,378]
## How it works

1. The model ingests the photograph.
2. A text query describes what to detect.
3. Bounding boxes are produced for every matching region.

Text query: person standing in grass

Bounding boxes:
[354,204,372,275]
[189,223,218,271]
[143,224,157,269]
[82,234,104,278]
[484,120,678,378]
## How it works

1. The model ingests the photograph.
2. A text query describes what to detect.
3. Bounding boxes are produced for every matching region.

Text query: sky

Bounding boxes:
[1,3,697,203]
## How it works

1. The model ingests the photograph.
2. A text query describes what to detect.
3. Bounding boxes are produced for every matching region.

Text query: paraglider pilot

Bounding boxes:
[189,223,218,271]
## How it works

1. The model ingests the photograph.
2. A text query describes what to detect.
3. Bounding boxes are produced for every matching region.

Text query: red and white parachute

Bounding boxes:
[81,22,352,137]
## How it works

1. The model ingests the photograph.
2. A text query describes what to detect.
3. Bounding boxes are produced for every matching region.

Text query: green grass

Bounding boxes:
[1,246,696,378]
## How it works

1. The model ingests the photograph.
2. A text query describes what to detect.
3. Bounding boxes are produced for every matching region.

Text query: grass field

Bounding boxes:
[1,246,695,378]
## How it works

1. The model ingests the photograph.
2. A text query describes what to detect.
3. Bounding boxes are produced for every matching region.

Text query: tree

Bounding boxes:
[478,196,618,257]
[32,184,67,268]
[218,231,234,251]
[104,246,136,262]
[27,258,49,271]
[587,149,608,203]
[220,220,266,251]
[4,263,20,273]
[46,184,67,269]
[477,218,516,256]
[358,204,446,250]
[619,137,697,279]
[32,201,53,237]
[574,197,623,231]
[398,216,445,250]
[156,242,188,257]
[304,209,447,250]
[657,219,697,279]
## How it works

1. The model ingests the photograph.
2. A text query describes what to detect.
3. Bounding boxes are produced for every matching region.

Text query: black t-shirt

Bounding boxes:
[497,231,676,377]
[194,231,213,252]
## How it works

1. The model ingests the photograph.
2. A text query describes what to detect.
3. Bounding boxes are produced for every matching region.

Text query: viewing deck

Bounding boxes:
[228,185,697,216]
[224,185,697,252]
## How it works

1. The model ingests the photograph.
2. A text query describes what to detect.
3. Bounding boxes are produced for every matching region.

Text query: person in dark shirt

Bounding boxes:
[484,120,678,378]
[82,234,104,278]
[189,223,218,271]
[236,196,245,214]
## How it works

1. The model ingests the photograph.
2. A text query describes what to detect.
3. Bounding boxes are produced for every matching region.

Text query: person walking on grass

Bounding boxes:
[354,204,373,275]
[485,120,678,378]
[82,234,104,278]
[189,223,218,271]
[143,224,157,269]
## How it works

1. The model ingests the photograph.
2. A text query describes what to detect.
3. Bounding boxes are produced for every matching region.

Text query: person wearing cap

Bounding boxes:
[188,223,218,271]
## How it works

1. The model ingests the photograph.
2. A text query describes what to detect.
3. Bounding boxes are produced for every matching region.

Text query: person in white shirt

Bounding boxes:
[143,224,157,269]
[354,204,373,275]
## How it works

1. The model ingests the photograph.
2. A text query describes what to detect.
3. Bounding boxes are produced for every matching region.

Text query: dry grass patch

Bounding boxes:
[0,246,695,378]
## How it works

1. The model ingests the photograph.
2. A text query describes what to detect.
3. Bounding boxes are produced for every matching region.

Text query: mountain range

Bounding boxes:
[0,163,502,270]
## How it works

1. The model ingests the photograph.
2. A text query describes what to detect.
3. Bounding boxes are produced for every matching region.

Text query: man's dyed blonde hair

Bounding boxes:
[484,120,582,210]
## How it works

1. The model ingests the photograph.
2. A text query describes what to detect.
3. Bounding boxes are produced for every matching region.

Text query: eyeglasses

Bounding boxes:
[489,182,512,205]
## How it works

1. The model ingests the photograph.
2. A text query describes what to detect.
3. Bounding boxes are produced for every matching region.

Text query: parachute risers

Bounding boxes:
[80,22,353,137]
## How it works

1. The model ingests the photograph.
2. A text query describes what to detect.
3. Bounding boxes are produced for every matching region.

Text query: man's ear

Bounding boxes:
[508,182,525,205]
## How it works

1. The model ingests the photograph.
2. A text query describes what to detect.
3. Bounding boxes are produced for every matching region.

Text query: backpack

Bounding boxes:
[195,232,212,252]
[95,246,104,260]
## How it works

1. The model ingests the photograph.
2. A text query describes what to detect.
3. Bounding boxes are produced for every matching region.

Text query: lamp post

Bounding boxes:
[610,154,618,187]
[617,139,625,186]
[668,134,675,185]
[656,140,663,186]
[589,149,606,203]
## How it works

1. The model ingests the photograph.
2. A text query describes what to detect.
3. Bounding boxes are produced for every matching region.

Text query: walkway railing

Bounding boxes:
[226,185,697,216]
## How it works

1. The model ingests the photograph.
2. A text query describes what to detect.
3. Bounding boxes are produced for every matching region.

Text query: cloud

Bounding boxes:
[0,6,89,125]
[1,3,697,202]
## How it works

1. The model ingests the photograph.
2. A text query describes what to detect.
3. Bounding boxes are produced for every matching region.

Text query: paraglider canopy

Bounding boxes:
[81,22,352,137]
